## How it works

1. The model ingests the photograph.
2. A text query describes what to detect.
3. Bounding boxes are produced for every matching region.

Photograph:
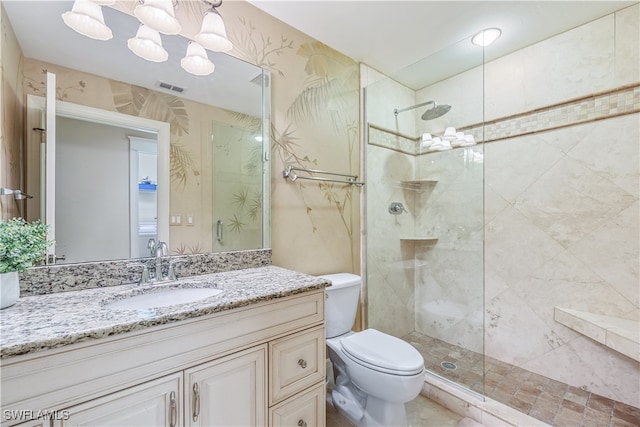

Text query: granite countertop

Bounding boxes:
[0,266,330,359]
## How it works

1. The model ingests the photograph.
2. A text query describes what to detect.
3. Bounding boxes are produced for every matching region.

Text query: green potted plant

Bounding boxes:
[0,218,51,309]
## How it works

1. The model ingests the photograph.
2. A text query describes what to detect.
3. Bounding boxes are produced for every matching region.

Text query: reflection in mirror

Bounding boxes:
[2,0,271,263]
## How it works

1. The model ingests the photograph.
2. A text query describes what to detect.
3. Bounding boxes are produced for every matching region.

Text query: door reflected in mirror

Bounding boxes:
[3,1,271,264]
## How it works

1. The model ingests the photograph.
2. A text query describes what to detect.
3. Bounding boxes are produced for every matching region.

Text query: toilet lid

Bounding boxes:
[340,329,424,375]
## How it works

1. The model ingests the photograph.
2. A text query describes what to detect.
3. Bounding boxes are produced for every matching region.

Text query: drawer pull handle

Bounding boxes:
[193,382,200,422]
[298,358,307,369]
[298,420,307,427]
[169,391,177,427]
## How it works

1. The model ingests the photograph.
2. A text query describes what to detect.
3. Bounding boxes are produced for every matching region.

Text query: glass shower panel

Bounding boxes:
[363,36,485,395]
[211,121,264,252]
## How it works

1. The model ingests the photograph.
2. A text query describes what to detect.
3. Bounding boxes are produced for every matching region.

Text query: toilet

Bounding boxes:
[321,273,425,427]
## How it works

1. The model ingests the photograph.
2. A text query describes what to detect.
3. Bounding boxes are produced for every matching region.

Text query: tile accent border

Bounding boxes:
[463,83,640,144]
[19,249,272,296]
[368,123,419,155]
[368,84,640,156]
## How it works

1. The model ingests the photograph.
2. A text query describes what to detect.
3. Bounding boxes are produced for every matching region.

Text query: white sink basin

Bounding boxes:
[105,288,223,310]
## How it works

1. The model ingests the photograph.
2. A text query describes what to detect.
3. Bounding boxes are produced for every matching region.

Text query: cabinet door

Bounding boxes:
[59,373,181,427]
[185,346,267,427]
[270,382,326,427]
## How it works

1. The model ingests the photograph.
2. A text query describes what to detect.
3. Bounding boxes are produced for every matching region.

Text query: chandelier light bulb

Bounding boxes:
[61,0,113,41]
[195,10,233,53]
[181,41,215,76]
[134,0,182,35]
[127,24,169,62]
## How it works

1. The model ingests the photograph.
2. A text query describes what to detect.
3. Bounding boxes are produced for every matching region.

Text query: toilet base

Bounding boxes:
[362,395,408,427]
[330,368,411,427]
[331,387,409,427]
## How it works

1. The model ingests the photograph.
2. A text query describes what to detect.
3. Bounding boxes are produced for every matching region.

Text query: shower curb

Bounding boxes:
[421,372,550,427]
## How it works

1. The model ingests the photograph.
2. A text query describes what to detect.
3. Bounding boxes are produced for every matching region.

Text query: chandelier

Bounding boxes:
[61,0,232,76]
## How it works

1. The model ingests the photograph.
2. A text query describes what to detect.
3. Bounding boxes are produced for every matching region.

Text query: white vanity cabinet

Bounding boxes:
[185,346,266,427]
[59,373,181,427]
[1,290,326,427]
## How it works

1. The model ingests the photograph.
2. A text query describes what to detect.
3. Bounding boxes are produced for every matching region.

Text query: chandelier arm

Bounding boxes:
[203,0,223,10]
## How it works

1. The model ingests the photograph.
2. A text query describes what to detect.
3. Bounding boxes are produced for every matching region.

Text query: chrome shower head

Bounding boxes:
[393,100,451,120]
[421,103,451,120]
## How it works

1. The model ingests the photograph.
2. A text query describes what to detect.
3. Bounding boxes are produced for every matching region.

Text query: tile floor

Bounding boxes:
[404,332,640,427]
[326,392,465,427]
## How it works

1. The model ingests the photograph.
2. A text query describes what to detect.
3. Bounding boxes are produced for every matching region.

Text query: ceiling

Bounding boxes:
[247,0,637,89]
[3,1,636,99]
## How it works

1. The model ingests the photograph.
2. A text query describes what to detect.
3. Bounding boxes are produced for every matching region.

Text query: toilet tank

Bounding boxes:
[321,273,361,338]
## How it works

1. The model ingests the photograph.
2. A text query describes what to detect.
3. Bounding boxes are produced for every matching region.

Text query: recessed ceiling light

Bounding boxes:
[472,28,502,47]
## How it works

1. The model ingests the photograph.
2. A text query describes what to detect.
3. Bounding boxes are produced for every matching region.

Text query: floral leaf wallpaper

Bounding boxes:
[25,69,86,100]
[221,2,361,272]
[170,142,198,187]
[109,82,189,136]
[229,17,294,77]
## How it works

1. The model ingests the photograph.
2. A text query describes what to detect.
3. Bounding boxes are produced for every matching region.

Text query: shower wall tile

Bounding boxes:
[365,143,416,337]
[364,67,416,136]
[484,113,640,408]
[484,262,510,301]
[413,148,484,354]
[485,289,564,366]
[514,155,636,248]
[565,113,640,198]
[485,133,565,203]
[567,201,640,308]
[615,5,640,87]
[521,336,640,407]
[523,15,615,112]
[510,250,637,337]
[484,51,528,121]
[415,66,484,137]
[367,263,415,337]
[415,241,484,354]
[481,9,640,123]
[482,184,509,225]
[485,204,565,287]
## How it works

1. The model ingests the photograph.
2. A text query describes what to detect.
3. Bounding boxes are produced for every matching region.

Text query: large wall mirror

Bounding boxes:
[3,0,271,264]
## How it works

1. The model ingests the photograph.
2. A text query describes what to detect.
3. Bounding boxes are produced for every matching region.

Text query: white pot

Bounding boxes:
[0,271,20,309]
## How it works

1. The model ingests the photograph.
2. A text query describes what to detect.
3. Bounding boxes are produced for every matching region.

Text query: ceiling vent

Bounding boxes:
[157,81,185,93]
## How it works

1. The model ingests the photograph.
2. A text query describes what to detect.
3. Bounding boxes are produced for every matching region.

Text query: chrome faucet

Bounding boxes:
[154,241,169,281]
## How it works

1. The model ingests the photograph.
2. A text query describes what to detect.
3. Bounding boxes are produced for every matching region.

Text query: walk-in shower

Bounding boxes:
[363,5,640,425]
[393,100,451,120]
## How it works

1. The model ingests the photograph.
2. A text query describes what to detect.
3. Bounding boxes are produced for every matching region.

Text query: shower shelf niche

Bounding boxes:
[400,237,438,243]
[399,179,438,190]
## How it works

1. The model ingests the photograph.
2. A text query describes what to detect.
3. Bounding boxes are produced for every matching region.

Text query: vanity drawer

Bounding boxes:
[269,382,325,427]
[269,325,325,405]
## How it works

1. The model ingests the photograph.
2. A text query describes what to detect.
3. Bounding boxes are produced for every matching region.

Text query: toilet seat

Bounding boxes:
[340,329,424,376]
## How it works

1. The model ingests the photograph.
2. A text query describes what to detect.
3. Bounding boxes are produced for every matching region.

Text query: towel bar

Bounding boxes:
[283,165,365,187]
